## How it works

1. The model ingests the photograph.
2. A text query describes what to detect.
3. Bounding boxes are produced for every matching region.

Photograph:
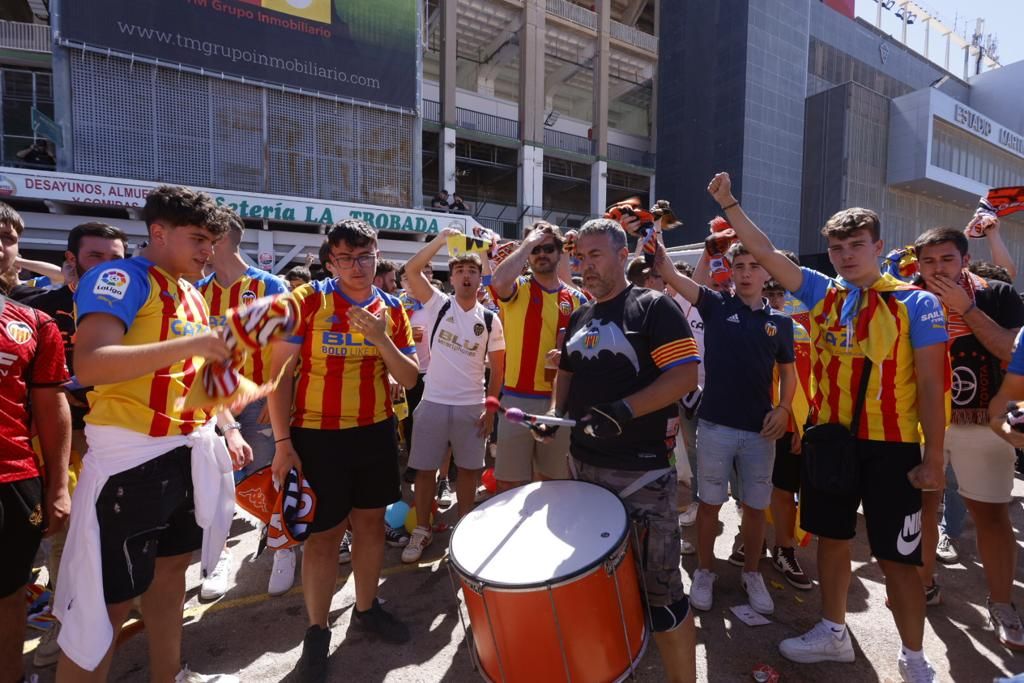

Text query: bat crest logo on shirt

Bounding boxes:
[569,319,639,372]
[473,322,485,336]
[559,300,572,316]
[241,290,258,304]
[764,321,777,337]
[4,320,32,344]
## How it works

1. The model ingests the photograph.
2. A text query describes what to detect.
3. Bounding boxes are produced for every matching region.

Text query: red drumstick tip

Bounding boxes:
[485,396,502,414]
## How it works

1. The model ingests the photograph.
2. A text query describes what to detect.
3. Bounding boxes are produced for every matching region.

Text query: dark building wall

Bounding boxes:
[656,0,749,247]
[799,84,848,255]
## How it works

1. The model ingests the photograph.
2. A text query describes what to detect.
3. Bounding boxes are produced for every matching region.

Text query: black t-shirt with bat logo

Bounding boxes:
[560,284,699,471]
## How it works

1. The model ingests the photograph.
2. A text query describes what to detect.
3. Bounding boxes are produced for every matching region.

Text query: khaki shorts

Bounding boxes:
[944,423,1015,504]
[494,394,570,483]
[408,400,488,471]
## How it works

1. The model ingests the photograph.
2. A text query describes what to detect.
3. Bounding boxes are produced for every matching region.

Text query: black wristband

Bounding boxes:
[275,436,291,444]
[720,201,738,212]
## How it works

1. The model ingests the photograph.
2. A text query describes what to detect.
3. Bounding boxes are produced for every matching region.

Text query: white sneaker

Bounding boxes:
[200,550,232,601]
[935,533,959,564]
[33,621,61,666]
[174,666,239,682]
[897,653,936,683]
[989,600,1024,651]
[741,571,774,615]
[267,547,296,596]
[400,527,433,564]
[680,538,696,556]
[678,503,698,528]
[690,569,716,611]
[779,621,855,663]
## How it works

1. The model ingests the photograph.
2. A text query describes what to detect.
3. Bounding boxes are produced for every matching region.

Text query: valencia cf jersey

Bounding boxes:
[76,257,212,437]
[286,280,415,430]
[197,267,288,385]
[560,285,700,471]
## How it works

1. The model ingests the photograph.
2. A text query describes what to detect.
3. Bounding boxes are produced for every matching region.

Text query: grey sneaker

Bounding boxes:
[690,569,716,611]
[935,533,959,564]
[989,599,1024,651]
[897,653,936,683]
[385,524,410,548]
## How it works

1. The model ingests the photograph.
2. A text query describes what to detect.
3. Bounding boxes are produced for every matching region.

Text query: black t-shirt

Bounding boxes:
[18,285,88,429]
[948,279,1024,423]
[559,285,699,471]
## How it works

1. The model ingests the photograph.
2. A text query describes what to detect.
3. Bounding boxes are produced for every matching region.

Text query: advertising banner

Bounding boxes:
[59,0,417,109]
[0,168,478,236]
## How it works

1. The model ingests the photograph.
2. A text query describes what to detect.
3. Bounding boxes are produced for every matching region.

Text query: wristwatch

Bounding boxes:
[221,421,242,434]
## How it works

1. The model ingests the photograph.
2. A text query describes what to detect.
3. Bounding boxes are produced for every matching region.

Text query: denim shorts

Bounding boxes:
[695,419,774,509]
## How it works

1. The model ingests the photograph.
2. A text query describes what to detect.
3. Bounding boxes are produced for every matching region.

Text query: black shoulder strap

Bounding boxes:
[482,308,493,353]
[849,291,893,433]
[429,298,453,349]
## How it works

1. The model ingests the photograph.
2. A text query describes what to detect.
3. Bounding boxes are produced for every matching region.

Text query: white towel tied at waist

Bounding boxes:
[54,421,235,671]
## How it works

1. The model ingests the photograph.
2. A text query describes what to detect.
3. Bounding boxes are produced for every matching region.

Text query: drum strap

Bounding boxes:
[616,467,673,500]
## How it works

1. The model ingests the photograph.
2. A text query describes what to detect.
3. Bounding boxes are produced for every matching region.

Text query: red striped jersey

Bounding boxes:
[286,280,415,430]
[197,267,288,384]
[495,275,587,397]
[75,257,211,436]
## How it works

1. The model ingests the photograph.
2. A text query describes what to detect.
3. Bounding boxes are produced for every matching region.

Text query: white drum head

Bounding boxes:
[449,480,628,588]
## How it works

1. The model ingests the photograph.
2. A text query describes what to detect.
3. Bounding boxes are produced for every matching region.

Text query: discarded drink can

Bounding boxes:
[752,663,780,682]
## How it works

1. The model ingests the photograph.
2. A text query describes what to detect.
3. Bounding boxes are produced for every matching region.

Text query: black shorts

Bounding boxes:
[799,440,922,566]
[772,433,800,493]
[96,446,203,604]
[0,477,44,598]
[292,419,402,533]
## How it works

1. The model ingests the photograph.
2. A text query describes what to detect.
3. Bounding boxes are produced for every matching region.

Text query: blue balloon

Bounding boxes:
[385,501,410,528]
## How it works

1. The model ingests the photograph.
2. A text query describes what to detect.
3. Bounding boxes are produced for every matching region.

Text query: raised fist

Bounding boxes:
[707,172,735,207]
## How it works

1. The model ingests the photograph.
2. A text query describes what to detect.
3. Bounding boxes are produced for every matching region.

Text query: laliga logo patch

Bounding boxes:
[559,300,572,316]
[93,269,130,301]
[5,320,32,344]
[764,321,778,337]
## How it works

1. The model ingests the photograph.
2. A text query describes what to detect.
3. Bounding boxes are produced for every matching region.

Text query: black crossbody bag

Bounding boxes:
[800,358,872,496]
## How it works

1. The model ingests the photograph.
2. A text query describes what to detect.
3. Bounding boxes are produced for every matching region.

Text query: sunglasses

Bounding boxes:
[531,244,557,255]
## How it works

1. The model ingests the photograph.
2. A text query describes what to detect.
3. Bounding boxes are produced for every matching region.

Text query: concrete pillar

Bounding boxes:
[649,0,659,159]
[439,0,458,197]
[590,0,611,216]
[519,0,546,230]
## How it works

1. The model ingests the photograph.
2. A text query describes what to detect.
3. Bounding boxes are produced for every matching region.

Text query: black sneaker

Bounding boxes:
[728,542,767,567]
[402,467,418,484]
[772,546,813,590]
[299,625,330,683]
[352,599,410,644]
[436,479,453,510]
[385,524,410,548]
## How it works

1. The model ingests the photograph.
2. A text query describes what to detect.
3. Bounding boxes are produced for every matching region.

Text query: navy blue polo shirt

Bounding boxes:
[696,287,795,433]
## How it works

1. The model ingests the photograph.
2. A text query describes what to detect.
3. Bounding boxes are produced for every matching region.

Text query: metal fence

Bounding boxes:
[608,143,654,168]
[609,22,658,52]
[544,129,593,156]
[0,21,50,53]
[456,107,519,139]
[545,0,598,31]
[423,99,440,122]
[70,52,414,207]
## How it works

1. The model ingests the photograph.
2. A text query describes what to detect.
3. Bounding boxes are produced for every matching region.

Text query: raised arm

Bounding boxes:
[984,219,1017,280]
[653,241,701,305]
[491,229,547,300]
[707,172,803,293]
[15,256,64,285]
[406,226,460,304]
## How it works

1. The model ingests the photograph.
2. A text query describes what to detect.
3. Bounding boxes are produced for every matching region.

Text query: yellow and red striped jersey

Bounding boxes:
[197,267,288,385]
[793,268,949,443]
[75,257,211,436]
[286,280,415,430]
[495,275,587,397]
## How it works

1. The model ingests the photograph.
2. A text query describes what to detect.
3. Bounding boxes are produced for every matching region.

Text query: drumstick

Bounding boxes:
[484,397,577,428]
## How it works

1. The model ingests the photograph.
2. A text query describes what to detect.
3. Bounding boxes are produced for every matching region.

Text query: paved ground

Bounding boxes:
[23,473,1024,682]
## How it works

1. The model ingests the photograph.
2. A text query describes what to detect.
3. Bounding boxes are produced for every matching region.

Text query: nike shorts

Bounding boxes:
[799,440,922,566]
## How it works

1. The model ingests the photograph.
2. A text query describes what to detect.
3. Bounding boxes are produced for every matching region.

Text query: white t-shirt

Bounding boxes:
[421,290,506,405]
[671,292,706,387]
[407,303,434,372]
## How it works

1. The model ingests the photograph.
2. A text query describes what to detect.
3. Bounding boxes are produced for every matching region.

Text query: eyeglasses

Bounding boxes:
[531,244,557,256]
[331,253,376,269]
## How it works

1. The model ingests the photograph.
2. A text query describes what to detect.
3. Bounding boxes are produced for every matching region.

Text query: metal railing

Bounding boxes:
[546,0,656,53]
[423,99,440,122]
[0,21,51,53]
[456,107,519,139]
[608,143,654,168]
[546,0,598,30]
[544,128,593,156]
[610,22,658,52]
